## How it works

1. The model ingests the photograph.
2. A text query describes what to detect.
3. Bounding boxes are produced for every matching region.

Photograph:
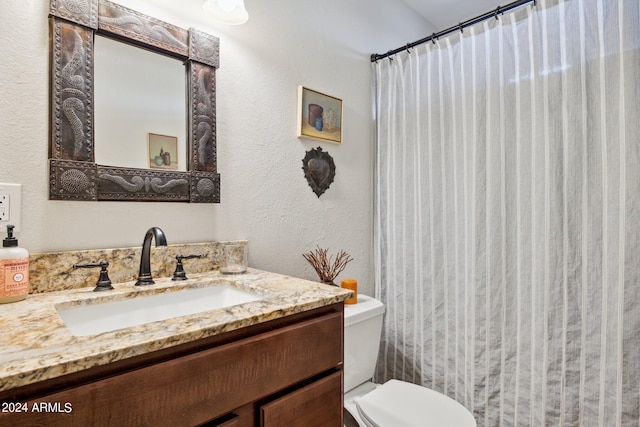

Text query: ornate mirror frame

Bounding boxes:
[48,0,220,202]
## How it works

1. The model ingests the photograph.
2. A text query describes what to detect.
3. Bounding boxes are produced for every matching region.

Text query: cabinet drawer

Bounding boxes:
[260,371,343,427]
[0,310,343,427]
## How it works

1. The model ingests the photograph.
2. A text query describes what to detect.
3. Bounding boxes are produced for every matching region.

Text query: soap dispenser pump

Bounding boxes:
[0,225,29,304]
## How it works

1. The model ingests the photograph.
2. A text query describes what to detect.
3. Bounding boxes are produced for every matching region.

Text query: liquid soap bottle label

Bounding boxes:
[0,257,29,297]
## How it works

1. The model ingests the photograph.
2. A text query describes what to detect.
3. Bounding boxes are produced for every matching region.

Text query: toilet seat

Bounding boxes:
[354,379,476,427]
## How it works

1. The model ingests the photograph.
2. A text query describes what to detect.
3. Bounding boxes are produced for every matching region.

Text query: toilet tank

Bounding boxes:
[343,294,385,393]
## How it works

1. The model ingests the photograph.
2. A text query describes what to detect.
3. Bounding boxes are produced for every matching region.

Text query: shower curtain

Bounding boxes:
[373,0,639,425]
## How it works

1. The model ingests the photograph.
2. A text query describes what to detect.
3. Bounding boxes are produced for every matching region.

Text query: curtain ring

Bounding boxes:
[459,23,463,33]
[495,6,501,19]
[431,33,437,44]
[406,43,411,54]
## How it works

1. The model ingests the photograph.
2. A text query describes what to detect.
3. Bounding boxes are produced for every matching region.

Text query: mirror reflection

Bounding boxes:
[94,35,187,171]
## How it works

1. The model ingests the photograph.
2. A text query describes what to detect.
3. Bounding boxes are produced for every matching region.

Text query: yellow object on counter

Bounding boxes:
[341,278,357,304]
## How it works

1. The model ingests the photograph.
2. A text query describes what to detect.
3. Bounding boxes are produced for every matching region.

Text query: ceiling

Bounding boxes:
[401,0,505,30]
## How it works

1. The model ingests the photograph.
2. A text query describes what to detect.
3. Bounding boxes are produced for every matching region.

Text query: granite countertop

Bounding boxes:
[0,268,352,392]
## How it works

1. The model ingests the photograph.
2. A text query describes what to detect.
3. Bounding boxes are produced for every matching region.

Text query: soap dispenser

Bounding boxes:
[0,224,29,303]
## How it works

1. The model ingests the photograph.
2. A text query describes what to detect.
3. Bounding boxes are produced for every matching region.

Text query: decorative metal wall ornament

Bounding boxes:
[302,147,336,197]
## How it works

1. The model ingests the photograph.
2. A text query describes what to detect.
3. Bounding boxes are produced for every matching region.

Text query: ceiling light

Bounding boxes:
[203,0,249,25]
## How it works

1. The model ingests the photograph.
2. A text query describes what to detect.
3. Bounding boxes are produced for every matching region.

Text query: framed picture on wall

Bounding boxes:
[148,133,178,170]
[297,86,343,144]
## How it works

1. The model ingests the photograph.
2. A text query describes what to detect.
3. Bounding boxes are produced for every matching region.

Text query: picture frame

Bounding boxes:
[297,86,343,144]
[148,133,178,170]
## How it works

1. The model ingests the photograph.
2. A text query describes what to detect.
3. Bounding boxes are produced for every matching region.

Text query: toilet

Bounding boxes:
[343,294,476,427]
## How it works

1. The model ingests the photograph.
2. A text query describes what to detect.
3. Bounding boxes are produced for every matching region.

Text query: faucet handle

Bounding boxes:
[172,255,203,281]
[73,261,114,292]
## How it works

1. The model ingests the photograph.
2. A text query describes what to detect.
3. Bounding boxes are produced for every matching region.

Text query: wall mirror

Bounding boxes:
[48,0,220,202]
[94,35,187,171]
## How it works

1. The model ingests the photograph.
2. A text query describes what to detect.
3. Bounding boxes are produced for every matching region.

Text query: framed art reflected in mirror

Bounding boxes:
[148,133,178,171]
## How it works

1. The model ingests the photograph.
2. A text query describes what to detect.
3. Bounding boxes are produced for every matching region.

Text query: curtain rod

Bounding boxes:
[371,0,535,62]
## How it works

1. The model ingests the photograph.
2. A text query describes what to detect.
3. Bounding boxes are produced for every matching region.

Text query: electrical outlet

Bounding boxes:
[0,194,8,221]
[0,183,21,233]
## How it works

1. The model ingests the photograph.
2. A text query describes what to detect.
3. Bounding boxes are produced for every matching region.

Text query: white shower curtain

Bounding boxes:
[373,0,639,425]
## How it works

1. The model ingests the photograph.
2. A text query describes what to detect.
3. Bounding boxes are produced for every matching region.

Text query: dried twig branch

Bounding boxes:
[302,245,353,285]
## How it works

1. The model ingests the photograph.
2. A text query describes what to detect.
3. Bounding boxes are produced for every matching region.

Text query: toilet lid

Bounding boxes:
[354,380,476,427]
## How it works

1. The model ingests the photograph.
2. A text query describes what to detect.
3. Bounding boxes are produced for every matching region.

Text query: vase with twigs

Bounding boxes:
[302,245,353,286]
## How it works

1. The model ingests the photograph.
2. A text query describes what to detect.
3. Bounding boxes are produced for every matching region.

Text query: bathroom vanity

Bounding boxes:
[0,268,351,426]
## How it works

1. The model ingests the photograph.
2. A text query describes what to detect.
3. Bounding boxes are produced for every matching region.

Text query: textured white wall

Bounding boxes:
[0,0,431,296]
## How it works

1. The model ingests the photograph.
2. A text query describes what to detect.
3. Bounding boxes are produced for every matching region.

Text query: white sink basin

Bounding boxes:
[56,285,263,336]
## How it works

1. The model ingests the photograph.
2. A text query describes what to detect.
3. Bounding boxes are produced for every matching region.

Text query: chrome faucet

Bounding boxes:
[135,227,168,286]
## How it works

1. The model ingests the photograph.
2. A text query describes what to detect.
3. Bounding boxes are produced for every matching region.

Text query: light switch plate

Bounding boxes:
[0,183,22,233]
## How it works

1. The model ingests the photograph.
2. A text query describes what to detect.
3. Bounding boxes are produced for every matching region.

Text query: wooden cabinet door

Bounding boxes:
[260,371,343,427]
